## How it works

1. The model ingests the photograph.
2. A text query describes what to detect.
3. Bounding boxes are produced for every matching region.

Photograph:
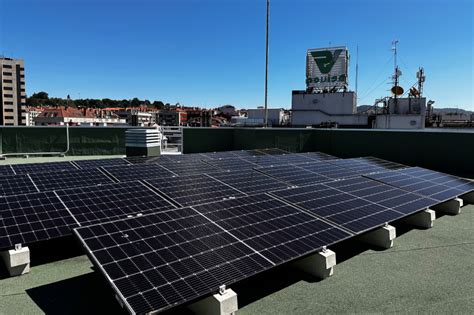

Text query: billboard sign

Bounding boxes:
[306,46,349,90]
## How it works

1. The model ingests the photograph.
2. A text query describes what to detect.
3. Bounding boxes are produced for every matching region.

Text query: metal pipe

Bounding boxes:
[0,124,70,158]
[264,0,269,127]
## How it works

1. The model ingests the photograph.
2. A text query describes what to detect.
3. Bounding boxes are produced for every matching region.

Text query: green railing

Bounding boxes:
[0,126,131,156]
[1,126,473,176]
[183,127,474,176]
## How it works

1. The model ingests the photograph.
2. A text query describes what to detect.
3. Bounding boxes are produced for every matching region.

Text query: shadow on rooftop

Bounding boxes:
[28,236,85,267]
[26,272,126,315]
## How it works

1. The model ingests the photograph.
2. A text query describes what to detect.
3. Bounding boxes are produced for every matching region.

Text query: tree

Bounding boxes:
[131,98,141,107]
[31,91,49,99]
[152,101,164,109]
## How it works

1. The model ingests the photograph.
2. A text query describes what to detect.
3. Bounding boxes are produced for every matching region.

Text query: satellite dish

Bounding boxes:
[391,86,404,96]
[409,87,420,97]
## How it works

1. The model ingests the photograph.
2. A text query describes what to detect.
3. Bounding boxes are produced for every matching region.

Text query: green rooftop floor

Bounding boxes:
[1,205,473,314]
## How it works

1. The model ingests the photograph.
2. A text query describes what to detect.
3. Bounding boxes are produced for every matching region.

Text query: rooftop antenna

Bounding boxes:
[416,67,425,97]
[391,40,401,111]
[263,0,270,128]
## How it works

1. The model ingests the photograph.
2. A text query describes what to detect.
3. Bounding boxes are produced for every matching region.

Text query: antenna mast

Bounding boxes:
[392,40,400,111]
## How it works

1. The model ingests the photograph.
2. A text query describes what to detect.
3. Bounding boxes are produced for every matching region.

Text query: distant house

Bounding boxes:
[33,107,126,126]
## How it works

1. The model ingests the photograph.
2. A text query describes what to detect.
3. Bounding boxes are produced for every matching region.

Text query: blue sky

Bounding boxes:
[1,0,472,110]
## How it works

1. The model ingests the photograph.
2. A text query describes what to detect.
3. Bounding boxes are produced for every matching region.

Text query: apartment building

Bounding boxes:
[0,57,26,125]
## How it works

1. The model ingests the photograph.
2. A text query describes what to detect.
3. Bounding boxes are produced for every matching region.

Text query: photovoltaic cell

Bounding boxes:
[209,170,292,195]
[75,193,350,314]
[366,167,474,202]
[29,168,114,191]
[145,174,246,207]
[159,160,222,176]
[298,161,363,180]
[270,177,437,234]
[74,158,130,169]
[324,177,438,215]
[74,207,274,314]
[193,194,351,264]
[203,157,259,171]
[0,174,38,196]
[0,191,77,250]
[200,151,245,159]
[124,156,172,165]
[356,156,408,170]
[12,161,78,175]
[55,181,176,225]
[255,148,290,155]
[0,165,15,176]
[256,164,332,186]
[103,164,176,182]
[294,152,339,161]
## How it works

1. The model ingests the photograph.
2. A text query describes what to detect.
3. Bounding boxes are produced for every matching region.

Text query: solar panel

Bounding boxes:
[203,157,259,171]
[255,148,289,155]
[74,193,350,314]
[324,177,439,215]
[270,177,438,234]
[74,158,130,169]
[124,156,172,165]
[29,168,114,192]
[193,194,351,264]
[145,174,246,207]
[12,161,78,175]
[159,160,222,176]
[0,165,15,176]
[356,156,408,170]
[366,168,474,202]
[326,159,388,175]
[55,181,176,225]
[295,152,339,161]
[256,164,332,186]
[262,154,316,166]
[200,151,245,159]
[208,170,293,194]
[298,161,364,180]
[0,174,38,196]
[398,167,474,189]
[0,191,78,250]
[103,164,176,182]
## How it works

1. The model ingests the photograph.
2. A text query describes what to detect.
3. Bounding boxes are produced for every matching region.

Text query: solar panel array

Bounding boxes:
[208,170,292,195]
[145,174,245,207]
[366,166,474,202]
[0,150,471,315]
[75,194,351,314]
[0,174,38,196]
[29,168,114,192]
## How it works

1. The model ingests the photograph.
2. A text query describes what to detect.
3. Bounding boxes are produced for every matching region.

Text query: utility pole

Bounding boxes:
[264,0,269,127]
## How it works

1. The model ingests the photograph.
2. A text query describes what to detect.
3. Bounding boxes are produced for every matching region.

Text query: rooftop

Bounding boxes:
[0,154,473,314]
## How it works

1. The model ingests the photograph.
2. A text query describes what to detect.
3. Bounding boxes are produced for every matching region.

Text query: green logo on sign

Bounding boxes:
[311,49,342,74]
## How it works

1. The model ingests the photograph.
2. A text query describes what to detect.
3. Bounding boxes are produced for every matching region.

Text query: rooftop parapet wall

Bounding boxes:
[1,126,473,176]
[0,126,131,156]
[183,127,474,176]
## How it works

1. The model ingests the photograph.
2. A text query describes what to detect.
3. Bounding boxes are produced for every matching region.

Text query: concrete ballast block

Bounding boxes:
[292,248,336,279]
[0,245,30,276]
[460,191,474,205]
[357,225,396,249]
[431,198,463,215]
[401,209,436,229]
[188,287,238,315]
